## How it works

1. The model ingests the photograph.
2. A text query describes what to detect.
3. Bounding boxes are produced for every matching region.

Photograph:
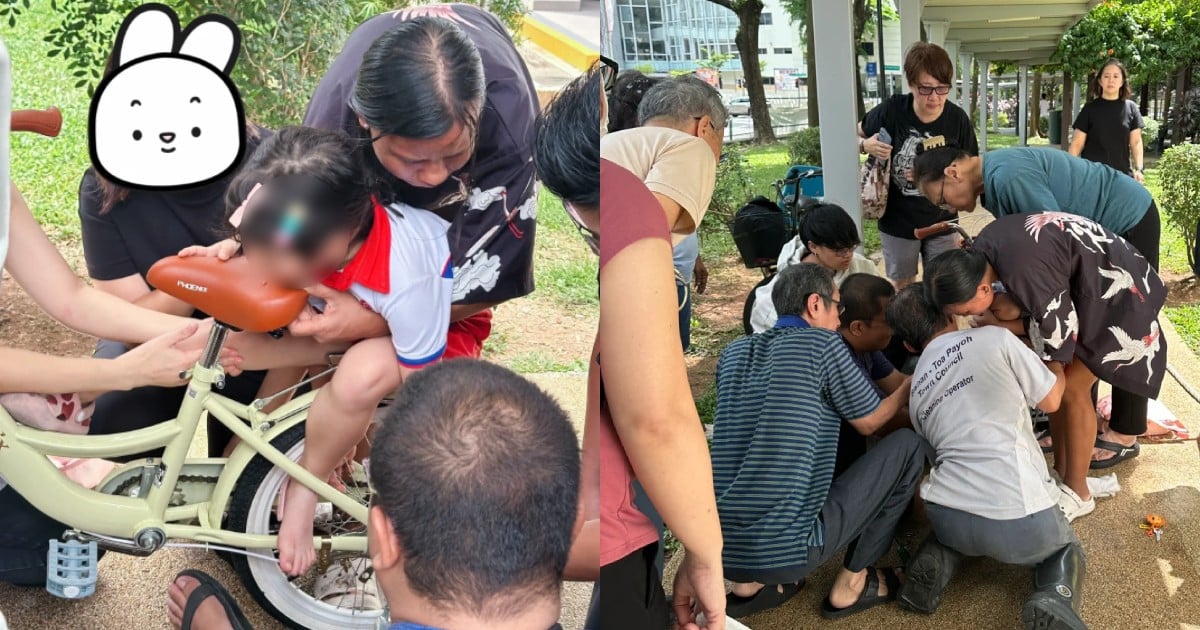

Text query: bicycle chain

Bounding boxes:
[111,473,220,506]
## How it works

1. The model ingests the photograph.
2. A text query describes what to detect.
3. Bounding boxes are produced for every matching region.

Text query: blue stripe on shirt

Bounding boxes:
[397,343,447,368]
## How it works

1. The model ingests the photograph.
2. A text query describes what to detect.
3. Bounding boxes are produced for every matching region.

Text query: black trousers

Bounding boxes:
[594,543,668,630]
[88,340,268,458]
[0,486,68,585]
[1107,201,1161,436]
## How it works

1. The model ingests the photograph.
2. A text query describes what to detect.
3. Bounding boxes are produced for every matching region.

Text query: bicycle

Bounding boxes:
[3,108,381,629]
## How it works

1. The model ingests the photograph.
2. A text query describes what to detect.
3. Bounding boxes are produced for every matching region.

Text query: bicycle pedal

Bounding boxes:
[46,539,98,599]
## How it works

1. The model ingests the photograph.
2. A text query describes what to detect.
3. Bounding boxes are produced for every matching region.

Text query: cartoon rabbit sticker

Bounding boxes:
[88,3,245,189]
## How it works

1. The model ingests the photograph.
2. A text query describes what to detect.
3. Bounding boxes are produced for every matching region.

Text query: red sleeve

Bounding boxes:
[599,159,671,269]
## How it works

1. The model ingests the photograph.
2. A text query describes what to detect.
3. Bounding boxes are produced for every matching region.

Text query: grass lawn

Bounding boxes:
[2,1,595,308]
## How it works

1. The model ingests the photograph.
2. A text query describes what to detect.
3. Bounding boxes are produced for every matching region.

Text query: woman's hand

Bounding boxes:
[114,323,239,389]
[862,133,892,161]
[1133,169,1145,184]
[693,256,708,295]
[179,238,240,261]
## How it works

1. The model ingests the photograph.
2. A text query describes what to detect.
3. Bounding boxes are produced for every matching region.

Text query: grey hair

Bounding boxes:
[772,263,835,318]
[637,75,727,130]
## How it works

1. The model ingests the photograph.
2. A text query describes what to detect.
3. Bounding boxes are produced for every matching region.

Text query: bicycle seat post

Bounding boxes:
[199,322,231,370]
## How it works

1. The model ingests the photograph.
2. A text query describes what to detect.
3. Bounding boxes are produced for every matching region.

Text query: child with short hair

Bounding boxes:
[182,126,452,576]
[886,284,1086,630]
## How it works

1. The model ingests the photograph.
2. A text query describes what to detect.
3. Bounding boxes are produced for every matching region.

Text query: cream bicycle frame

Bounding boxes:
[0,332,367,554]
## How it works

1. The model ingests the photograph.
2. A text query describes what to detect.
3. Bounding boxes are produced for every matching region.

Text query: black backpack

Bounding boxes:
[728,196,789,269]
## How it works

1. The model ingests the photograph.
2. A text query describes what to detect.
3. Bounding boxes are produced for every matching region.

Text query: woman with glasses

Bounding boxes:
[749,203,881,333]
[301,6,539,360]
[537,66,729,628]
[922,212,1166,523]
[857,42,978,290]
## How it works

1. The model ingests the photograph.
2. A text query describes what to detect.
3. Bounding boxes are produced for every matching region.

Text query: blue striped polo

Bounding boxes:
[712,315,881,571]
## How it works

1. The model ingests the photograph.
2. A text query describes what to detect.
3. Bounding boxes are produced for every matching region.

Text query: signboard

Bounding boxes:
[695,67,719,87]
[774,67,798,87]
[866,61,877,76]
[867,77,878,91]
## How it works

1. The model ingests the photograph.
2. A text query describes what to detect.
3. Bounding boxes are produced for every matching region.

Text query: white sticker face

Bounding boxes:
[91,58,242,188]
[87,4,246,190]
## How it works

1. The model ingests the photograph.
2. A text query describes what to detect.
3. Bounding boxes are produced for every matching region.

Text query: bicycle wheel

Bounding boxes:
[226,423,383,629]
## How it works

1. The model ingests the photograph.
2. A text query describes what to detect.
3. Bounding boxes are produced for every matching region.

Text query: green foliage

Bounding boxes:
[706,143,754,225]
[1054,0,1200,88]
[1165,306,1200,352]
[0,0,527,128]
[1142,116,1162,148]
[697,47,733,71]
[1054,1,1144,78]
[787,126,822,166]
[997,111,1011,128]
[1157,142,1200,271]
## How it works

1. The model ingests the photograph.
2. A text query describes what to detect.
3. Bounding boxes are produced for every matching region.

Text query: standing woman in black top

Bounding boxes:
[1069,58,1146,182]
[857,42,979,291]
[78,55,270,455]
[1068,57,1160,469]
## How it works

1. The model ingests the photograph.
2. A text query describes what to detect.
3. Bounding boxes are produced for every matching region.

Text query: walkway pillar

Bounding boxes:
[992,75,1000,132]
[811,0,863,237]
[945,39,961,102]
[924,19,949,48]
[898,0,922,94]
[1018,64,1029,146]
[978,60,990,153]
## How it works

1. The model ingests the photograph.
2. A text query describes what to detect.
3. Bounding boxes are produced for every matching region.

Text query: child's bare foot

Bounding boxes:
[277,480,319,576]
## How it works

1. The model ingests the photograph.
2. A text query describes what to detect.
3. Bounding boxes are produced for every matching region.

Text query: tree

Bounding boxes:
[0,0,527,128]
[704,0,774,142]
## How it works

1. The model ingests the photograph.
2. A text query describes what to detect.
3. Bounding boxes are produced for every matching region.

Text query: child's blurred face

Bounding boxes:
[855,300,895,352]
[243,232,358,289]
[989,292,1022,321]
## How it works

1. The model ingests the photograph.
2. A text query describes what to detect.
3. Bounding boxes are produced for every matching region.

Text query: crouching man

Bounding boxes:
[712,263,923,619]
[886,284,1087,630]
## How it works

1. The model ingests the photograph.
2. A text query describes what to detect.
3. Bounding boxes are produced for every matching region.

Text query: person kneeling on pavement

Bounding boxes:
[887,285,1088,630]
[712,262,923,619]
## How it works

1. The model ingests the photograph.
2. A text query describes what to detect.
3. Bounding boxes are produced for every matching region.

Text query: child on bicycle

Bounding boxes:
[181,126,453,576]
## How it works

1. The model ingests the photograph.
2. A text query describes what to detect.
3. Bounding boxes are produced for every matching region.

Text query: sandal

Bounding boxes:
[820,566,901,619]
[1090,437,1139,470]
[726,580,803,617]
[176,570,252,630]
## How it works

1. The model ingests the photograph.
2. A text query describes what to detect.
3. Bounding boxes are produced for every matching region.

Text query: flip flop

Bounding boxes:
[176,570,253,630]
[1090,438,1140,470]
[820,566,901,619]
[726,580,803,617]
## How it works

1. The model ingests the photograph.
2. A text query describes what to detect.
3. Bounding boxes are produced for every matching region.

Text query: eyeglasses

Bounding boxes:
[810,293,846,315]
[917,84,951,96]
[935,178,954,211]
[830,297,845,315]
[600,56,618,92]
[693,116,718,135]
[563,200,599,255]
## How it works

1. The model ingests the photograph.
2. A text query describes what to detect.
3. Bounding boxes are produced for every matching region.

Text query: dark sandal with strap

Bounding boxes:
[177,570,253,630]
[820,566,901,619]
[726,580,804,617]
[1090,437,1140,469]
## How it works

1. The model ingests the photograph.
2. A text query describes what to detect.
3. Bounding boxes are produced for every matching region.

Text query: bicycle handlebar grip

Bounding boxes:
[12,107,62,137]
[913,222,954,240]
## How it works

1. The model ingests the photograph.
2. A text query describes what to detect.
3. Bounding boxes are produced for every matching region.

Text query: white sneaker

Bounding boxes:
[1057,484,1095,522]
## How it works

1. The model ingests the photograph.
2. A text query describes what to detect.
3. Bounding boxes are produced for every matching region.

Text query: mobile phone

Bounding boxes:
[878,127,892,144]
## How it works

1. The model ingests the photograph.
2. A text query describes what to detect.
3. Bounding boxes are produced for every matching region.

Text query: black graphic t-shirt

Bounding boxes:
[861,94,978,239]
[1072,97,1142,174]
[304,4,540,306]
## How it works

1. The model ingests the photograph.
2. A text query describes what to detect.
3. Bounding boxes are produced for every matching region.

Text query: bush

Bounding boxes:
[787,126,822,166]
[1142,117,1161,150]
[997,111,1011,128]
[1157,142,1200,273]
[705,143,754,226]
[1038,115,1049,136]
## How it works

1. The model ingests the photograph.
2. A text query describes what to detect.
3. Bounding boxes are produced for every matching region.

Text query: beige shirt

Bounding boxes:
[600,126,717,243]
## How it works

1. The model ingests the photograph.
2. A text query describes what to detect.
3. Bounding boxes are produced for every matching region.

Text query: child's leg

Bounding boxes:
[277,337,400,576]
[255,366,309,414]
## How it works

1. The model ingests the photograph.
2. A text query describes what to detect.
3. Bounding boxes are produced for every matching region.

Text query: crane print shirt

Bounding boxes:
[973,212,1166,399]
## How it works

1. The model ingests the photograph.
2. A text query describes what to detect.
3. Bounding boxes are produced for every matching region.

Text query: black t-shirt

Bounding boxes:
[861,94,979,239]
[303,4,540,306]
[1073,97,1142,174]
[79,130,267,285]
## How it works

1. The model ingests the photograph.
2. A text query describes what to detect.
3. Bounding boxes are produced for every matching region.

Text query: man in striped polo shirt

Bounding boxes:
[713,263,925,619]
